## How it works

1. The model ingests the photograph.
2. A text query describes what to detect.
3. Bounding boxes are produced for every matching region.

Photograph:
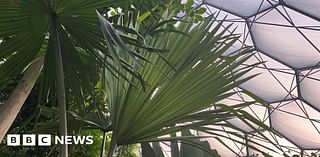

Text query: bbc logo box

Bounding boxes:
[7,134,20,146]
[7,134,51,146]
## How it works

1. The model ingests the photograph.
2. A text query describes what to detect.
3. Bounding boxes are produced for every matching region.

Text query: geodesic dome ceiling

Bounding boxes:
[194,0,320,156]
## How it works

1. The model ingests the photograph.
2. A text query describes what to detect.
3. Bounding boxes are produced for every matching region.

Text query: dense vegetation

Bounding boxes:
[0,0,273,157]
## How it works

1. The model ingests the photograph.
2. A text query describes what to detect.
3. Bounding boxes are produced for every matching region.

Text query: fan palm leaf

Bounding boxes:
[102,16,265,156]
[0,0,150,156]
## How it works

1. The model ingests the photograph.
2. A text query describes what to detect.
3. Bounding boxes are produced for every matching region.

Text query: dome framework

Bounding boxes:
[192,0,320,156]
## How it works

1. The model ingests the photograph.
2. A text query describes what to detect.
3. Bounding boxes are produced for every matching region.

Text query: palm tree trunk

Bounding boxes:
[108,134,117,157]
[0,56,44,141]
[100,131,107,157]
[52,20,68,157]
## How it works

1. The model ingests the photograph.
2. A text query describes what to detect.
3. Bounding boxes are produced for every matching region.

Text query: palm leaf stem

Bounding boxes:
[100,131,107,157]
[50,11,68,157]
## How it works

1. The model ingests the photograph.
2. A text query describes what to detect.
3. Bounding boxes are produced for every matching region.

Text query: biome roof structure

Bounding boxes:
[192,0,320,156]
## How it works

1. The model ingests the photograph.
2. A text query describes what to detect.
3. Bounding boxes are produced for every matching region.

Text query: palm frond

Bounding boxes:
[104,16,260,156]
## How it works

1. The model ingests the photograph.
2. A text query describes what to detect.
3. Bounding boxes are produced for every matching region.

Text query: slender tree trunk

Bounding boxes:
[0,56,44,141]
[52,19,68,157]
[108,134,117,157]
[100,131,107,157]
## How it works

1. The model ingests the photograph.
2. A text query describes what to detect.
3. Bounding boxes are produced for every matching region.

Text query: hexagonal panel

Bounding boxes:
[249,7,320,68]
[299,68,320,110]
[270,100,320,149]
[239,52,298,102]
[283,0,320,19]
[219,89,269,132]
[204,0,277,17]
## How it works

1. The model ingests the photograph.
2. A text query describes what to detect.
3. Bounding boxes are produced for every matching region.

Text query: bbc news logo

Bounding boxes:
[7,134,93,146]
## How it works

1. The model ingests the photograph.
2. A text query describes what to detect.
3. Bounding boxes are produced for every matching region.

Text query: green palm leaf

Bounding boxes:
[0,1,154,155]
[103,15,262,157]
[0,0,147,97]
